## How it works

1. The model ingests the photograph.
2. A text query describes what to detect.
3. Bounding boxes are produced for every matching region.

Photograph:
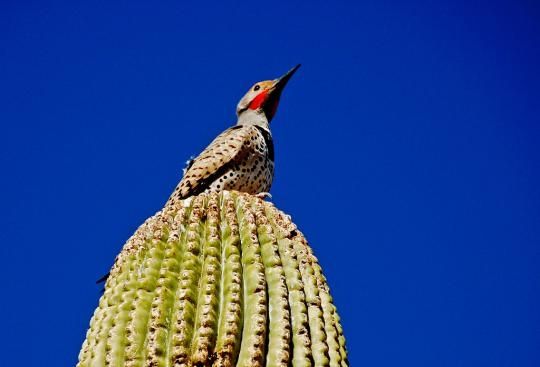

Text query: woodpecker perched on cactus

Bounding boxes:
[97,65,300,286]
[167,64,300,204]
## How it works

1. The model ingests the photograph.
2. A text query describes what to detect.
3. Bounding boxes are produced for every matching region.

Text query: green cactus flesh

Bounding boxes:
[78,191,348,367]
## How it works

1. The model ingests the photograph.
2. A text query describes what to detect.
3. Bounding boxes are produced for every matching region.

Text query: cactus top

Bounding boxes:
[78,191,348,367]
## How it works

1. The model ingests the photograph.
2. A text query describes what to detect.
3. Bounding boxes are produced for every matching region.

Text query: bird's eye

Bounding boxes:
[253,85,260,91]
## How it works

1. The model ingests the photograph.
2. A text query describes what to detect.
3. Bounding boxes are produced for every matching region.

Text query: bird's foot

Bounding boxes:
[254,192,272,200]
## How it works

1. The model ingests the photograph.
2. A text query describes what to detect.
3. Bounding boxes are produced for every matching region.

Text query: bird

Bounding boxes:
[166,64,300,205]
[97,65,300,286]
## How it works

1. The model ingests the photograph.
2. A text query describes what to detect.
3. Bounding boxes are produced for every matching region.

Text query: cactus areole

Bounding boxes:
[78,191,348,367]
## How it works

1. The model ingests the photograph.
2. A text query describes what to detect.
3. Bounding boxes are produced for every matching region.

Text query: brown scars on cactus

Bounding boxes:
[168,64,301,204]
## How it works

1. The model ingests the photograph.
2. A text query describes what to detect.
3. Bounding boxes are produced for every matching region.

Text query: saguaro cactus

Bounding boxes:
[78,191,348,367]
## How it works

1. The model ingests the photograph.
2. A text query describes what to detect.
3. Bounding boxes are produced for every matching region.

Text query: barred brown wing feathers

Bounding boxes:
[171,125,255,200]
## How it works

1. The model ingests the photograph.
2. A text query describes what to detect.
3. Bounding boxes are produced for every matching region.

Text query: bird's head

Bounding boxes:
[236,64,300,126]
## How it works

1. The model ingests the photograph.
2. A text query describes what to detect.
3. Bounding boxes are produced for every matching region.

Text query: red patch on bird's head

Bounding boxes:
[247,84,281,120]
[248,90,268,110]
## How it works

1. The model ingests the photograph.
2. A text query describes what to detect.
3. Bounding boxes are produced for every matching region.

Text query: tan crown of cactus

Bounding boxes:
[78,191,348,367]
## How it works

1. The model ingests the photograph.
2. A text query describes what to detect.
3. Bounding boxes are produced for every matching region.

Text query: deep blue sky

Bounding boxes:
[1,1,539,366]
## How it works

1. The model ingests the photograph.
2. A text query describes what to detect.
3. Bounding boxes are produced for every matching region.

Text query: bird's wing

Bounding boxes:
[172,125,256,199]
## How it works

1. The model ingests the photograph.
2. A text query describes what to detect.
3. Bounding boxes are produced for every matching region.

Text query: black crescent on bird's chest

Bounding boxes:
[255,126,274,162]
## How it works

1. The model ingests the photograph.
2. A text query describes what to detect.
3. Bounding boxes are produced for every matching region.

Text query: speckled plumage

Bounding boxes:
[169,124,274,202]
[167,65,300,204]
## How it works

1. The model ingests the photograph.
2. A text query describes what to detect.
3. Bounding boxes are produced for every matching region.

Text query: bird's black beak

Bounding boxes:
[262,64,300,120]
[271,64,301,94]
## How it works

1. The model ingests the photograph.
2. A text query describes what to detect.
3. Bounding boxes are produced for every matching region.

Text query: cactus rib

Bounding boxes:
[169,195,206,366]
[264,204,313,367]
[253,199,291,367]
[214,192,244,367]
[191,192,222,364]
[235,194,268,367]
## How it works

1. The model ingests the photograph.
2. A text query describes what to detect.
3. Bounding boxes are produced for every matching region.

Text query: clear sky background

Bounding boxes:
[1,1,539,366]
